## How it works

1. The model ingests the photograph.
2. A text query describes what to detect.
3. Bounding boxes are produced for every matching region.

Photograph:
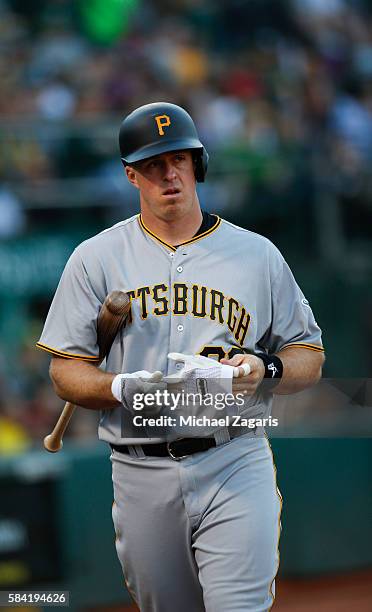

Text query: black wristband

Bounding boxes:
[256,353,283,379]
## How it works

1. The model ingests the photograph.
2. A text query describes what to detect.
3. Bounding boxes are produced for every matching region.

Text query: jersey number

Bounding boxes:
[199,345,246,362]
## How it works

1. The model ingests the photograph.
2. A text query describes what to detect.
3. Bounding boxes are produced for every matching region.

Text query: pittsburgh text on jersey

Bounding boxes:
[127,282,250,345]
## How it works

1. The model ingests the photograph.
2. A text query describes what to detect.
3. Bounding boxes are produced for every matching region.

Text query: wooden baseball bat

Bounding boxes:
[43,290,131,453]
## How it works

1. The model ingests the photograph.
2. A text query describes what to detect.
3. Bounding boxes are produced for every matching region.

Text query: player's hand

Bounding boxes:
[164,352,235,401]
[111,370,165,413]
[166,352,233,379]
[220,354,265,396]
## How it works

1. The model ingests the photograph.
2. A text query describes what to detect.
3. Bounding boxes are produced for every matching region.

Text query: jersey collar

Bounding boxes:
[138,213,221,252]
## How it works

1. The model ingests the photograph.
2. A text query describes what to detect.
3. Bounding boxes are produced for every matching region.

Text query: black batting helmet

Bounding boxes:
[119,102,209,182]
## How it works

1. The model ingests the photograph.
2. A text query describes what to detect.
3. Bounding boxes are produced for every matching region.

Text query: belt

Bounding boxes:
[110,426,253,461]
[111,438,216,460]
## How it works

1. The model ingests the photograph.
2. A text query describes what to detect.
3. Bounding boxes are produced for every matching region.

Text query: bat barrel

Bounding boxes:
[106,291,131,315]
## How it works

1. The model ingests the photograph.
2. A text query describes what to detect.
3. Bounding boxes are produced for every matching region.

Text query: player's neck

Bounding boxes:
[140,203,203,246]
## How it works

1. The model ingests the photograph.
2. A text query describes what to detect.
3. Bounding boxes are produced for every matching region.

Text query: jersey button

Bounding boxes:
[177,324,184,332]
[177,266,183,272]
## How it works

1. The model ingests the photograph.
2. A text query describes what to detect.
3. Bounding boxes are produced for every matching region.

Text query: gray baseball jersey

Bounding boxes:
[37,213,323,445]
[38,212,323,610]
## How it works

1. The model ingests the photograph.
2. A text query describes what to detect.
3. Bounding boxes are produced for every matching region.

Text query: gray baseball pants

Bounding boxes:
[111,433,282,612]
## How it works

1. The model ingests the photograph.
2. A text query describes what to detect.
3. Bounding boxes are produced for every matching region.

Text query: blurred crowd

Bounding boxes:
[1,0,372,234]
[0,0,372,452]
[0,335,99,454]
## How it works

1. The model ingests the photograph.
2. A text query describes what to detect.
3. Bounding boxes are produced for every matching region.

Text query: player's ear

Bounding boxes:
[125,165,140,189]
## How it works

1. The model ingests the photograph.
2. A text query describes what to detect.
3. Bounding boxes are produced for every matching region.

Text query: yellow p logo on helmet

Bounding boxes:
[155,114,171,136]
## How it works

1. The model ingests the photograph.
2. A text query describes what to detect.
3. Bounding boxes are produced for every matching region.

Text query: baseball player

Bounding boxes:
[37,102,324,611]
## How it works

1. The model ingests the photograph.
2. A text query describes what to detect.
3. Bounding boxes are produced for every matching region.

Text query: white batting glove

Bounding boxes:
[167,353,221,373]
[164,352,235,395]
[111,370,165,413]
[166,352,250,379]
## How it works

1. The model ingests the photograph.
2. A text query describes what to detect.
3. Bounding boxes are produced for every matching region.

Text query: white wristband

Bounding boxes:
[111,374,124,402]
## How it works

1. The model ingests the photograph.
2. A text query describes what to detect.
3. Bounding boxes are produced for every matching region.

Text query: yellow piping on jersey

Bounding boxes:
[282,342,324,352]
[36,342,99,361]
[138,214,221,250]
[179,216,221,246]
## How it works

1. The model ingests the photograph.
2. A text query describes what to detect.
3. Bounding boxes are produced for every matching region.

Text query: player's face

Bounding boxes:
[125,150,198,221]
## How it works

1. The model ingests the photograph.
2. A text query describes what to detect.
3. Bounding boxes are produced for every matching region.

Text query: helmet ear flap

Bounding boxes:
[194,147,209,182]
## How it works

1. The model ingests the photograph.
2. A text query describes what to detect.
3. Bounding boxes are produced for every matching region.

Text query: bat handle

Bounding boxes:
[43,402,76,452]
